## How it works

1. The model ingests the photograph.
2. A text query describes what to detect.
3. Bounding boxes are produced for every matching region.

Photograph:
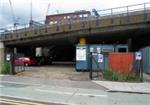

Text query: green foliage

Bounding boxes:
[0,62,11,74]
[103,69,114,80]
[117,72,127,81]
[103,69,118,81]
[127,73,140,81]
[103,69,140,82]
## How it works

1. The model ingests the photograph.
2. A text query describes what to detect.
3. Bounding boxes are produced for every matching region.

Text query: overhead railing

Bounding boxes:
[97,2,150,16]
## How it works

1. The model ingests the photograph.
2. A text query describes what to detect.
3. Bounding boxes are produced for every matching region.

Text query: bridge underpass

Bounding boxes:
[4,30,149,80]
[4,28,150,67]
[3,18,150,54]
[4,26,150,57]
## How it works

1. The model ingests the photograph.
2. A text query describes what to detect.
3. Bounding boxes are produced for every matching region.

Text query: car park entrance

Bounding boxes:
[10,43,93,81]
[15,62,91,81]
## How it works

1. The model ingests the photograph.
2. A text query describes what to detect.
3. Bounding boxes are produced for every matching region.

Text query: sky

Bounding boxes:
[0,0,150,28]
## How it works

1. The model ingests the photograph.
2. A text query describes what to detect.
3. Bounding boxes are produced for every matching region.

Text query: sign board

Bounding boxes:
[6,53,11,61]
[90,47,101,53]
[98,54,103,63]
[90,48,93,52]
[135,52,142,60]
[76,47,86,61]
[92,53,97,56]
[97,48,101,53]
[102,48,114,53]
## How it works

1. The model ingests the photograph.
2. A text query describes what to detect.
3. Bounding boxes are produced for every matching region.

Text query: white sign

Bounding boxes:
[98,54,103,63]
[135,52,142,60]
[76,47,86,61]
[90,48,93,52]
[6,54,11,61]
[97,48,101,53]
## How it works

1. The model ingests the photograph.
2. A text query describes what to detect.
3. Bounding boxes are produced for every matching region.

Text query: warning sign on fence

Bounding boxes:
[135,52,142,60]
[6,53,11,61]
[98,54,103,63]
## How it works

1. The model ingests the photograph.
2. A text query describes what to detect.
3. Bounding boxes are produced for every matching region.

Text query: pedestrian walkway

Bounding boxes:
[93,81,150,94]
[143,73,150,82]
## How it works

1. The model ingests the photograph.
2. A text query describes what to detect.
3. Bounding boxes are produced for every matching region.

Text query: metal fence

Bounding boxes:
[10,53,31,74]
[89,52,144,81]
[141,46,150,73]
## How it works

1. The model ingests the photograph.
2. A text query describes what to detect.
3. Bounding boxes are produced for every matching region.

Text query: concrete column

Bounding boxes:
[0,41,5,65]
[36,47,42,56]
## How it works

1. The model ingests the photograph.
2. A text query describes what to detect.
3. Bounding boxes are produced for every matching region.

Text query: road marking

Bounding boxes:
[0,95,77,105]
[36,88,74,95]
[76,93,107,97]
[0,98,46,105]
[36,89,107,97]
[0,85,4,88]
[0,75,9,77]
[1,81,41,86]
[0,100,27,105]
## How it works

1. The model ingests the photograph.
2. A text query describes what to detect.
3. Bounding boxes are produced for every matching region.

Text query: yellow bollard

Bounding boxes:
[79,37,86,45]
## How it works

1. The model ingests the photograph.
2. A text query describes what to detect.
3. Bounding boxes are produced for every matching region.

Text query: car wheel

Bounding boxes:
[37,62,41,66]
[24,63,28,66]
[49,61,52,65]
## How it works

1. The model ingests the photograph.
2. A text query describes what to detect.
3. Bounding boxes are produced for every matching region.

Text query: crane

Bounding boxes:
[9,0,19,28]
[46,3,51,16]
[29,0,33,26]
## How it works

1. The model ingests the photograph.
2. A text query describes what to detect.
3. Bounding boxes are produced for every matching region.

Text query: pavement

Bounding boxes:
[143,73,150,82]
[93,73,150,94]
[93,80,150,94]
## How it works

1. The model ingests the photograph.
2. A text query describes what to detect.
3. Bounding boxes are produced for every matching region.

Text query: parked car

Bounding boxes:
[14,56,37,66]
[35,56,52,65]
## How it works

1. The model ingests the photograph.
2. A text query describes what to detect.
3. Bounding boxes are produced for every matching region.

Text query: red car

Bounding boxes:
[14,56,37,66]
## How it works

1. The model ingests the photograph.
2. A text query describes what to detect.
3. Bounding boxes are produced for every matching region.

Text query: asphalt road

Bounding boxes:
[1,80,150,105]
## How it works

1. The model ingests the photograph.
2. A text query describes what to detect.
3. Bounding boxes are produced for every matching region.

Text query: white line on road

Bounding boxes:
[1,81,42,86]
[36,89,107,97]
[0,85,4,88]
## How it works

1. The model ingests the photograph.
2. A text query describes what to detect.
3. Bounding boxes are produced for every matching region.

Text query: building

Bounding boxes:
[45,10,91,24]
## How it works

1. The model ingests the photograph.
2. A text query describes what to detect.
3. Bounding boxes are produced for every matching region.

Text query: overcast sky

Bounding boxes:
[0,0,150,27]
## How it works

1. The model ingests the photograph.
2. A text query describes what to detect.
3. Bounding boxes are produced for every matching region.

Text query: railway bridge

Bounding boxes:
[0,3,150,64]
